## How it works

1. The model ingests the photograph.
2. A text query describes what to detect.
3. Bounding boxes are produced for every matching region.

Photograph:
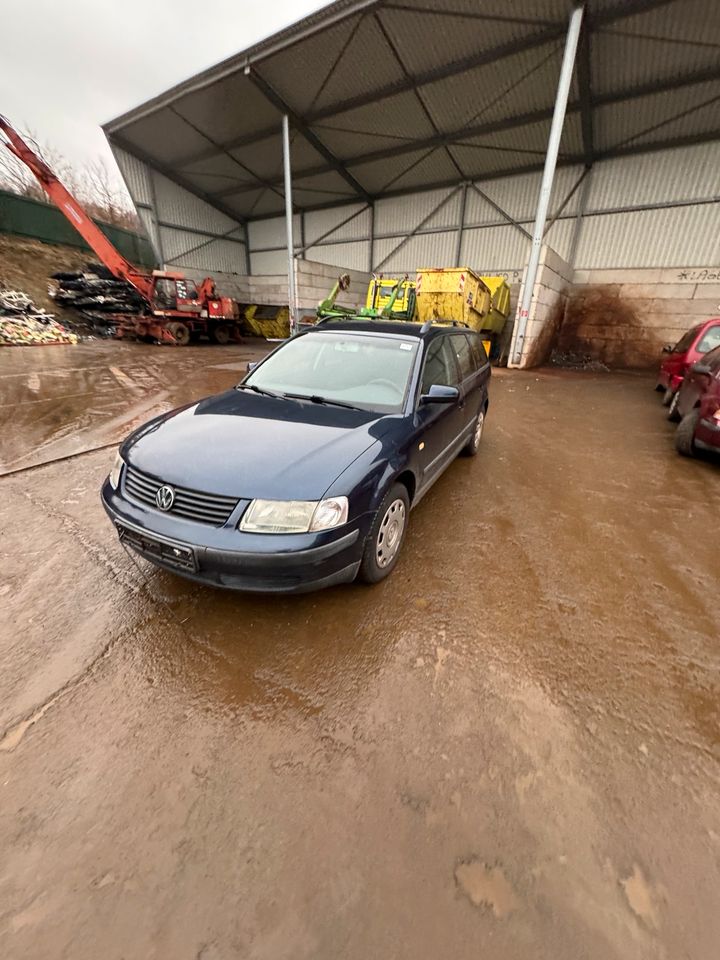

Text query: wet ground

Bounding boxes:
[1,342,718,959]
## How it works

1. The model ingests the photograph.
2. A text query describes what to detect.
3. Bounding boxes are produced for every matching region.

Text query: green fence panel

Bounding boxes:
[0,189,157,268]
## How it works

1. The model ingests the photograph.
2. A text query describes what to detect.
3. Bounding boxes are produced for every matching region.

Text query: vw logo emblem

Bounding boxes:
[155,484,175,511]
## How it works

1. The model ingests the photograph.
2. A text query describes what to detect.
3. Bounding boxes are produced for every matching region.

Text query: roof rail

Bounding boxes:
[420,320,433,334]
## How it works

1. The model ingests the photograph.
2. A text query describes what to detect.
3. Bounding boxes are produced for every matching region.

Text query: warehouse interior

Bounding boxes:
[104,0,720,367]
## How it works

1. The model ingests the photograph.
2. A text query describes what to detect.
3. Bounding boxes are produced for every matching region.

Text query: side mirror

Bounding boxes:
[246,361,259,373]
[692,361,712,375]
[421,384,459,404]
[661,344,673,354]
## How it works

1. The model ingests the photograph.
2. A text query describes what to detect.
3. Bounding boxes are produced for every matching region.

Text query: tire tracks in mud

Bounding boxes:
[0,482,190,752]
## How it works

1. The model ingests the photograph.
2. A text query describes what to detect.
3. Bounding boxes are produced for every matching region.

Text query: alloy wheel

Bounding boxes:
[376,498,407,568]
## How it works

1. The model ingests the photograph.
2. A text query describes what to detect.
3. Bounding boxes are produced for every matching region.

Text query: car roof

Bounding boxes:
[309,318,471,339]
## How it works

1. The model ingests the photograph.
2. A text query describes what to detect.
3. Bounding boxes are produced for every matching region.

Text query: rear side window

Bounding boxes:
[421,337,460,392]
[451,334,475,379]
[697,325,720,355]
[466,332,487,367]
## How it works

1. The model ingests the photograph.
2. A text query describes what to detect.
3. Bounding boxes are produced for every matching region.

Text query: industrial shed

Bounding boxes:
[104,0,720,367]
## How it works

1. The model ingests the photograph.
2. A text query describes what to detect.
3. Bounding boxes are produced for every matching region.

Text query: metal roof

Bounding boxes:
[104,0,720,222]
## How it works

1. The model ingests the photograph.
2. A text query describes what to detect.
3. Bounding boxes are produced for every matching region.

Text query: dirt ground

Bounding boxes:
[0,341,718,960]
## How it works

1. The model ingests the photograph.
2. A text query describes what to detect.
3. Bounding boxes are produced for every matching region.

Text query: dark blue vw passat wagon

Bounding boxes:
[102,320,490,592]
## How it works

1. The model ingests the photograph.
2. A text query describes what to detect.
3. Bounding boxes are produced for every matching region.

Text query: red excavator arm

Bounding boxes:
[0,116,154,303]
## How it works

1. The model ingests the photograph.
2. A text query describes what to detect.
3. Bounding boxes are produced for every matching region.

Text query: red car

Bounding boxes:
[657,318,720,413]
[673,344,720,458]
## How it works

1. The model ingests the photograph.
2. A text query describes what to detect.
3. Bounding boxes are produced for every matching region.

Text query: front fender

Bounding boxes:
[323,440,415,517]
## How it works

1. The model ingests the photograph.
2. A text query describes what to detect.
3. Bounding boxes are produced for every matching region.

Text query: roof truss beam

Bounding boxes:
[246,66,372,202]
[173,0,677,173]
[108,133,247,225]
[209,64,720,202]
[242,127,720,220]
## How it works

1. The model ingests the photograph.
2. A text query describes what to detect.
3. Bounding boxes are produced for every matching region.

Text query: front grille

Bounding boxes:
[124,465,238,526]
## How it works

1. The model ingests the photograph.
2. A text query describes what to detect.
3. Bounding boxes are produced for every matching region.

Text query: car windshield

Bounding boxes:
[244,331,418,413]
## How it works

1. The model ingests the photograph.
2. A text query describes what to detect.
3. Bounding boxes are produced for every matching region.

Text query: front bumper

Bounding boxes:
[102,480,369,593]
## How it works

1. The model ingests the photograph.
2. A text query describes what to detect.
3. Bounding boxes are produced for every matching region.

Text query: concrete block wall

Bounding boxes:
[563,268,720,367]
[179,259,370,318]
[294,259,370,315]
[509,245,574,368]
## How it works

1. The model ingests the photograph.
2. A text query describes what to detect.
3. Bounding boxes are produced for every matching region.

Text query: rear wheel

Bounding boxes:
[211,323,230,345]
[358,483,410,584]
[675,409,700,457]
[167,321,190,346]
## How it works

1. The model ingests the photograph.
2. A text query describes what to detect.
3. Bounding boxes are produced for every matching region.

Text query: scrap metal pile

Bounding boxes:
[49,262,145,316]
[0,288,78,346]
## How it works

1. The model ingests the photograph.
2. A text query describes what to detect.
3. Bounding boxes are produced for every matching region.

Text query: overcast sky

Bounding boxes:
[1,0,330,187]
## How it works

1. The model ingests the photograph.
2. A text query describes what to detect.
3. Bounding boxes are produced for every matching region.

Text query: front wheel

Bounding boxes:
[662,387,674,406]
[358,483,410,584]
[675,409,699,457]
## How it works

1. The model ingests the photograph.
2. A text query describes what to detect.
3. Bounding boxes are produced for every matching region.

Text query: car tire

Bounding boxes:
[667,390,682,422]
[358,482,410,584]
[662,387,674,406]
[461,406,486,457]
[675,409,699,457]
[655,383,666,393]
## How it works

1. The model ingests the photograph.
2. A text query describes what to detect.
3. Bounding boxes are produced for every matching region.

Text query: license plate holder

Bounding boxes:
[117,523,197,572]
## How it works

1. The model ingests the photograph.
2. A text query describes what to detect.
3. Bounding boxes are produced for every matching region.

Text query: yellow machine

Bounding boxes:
[362,268,511,358]
[365,275,416,320]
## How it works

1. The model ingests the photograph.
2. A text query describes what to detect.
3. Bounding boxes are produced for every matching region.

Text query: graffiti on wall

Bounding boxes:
[676,269,720,281]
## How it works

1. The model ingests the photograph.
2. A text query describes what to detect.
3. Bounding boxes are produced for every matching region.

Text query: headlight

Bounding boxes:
[239,496,348,534]
[109,452,123,490]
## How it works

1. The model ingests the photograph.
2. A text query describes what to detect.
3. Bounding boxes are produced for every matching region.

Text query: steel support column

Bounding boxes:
[568,165,593,267]
[242,221,251,275]
[369,202,375,274]
[147,169,165,267]
[282,115,298,335]
[510,4,584,367]
[455,182,468,267]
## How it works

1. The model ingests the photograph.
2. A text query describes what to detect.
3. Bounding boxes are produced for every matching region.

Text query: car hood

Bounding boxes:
[123,389,390,500]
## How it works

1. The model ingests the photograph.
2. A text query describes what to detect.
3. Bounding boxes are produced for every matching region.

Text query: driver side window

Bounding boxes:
[421,337,460,394]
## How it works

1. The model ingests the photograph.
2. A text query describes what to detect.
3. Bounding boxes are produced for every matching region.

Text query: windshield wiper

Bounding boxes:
[284,392,362,410]
[235,383,284,399]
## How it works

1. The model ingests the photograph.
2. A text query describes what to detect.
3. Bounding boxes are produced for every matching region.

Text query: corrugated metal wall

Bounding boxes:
[113,147,247,274]
[114,142,719,280]
[245,143,719,277]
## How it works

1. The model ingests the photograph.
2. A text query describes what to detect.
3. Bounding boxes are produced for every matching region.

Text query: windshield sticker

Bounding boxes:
[400,343,413,350]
